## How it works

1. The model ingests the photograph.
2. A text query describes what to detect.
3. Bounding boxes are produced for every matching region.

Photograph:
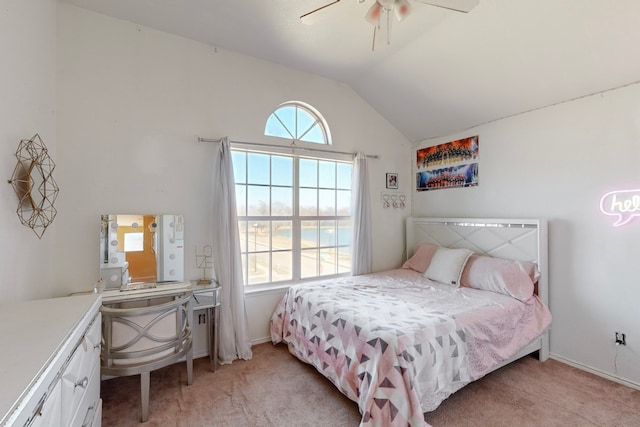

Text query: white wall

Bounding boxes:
[412,85,640,388]
[6,0,636,392]
[56,4,411,340]
[0,0,57,303]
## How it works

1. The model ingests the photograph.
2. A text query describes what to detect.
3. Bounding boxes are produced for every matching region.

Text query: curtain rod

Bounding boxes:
[197,137,379,159]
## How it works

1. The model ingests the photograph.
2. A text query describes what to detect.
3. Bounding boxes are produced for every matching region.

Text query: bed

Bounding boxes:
[270,217,552,427]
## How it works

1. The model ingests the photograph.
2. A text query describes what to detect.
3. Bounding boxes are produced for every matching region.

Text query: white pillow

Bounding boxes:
[424,247,473,287]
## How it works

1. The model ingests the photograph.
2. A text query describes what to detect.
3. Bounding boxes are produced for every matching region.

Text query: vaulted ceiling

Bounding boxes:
[61,0,640,142]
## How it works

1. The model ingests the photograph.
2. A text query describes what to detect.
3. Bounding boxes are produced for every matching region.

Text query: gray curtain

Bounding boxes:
[212,137,252,364]
[351,152,372,275]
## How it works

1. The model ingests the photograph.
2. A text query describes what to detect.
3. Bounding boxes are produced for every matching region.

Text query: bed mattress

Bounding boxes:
[271,269,551,427]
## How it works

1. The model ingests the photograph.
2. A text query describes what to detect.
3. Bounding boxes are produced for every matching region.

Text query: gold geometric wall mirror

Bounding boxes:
[7,134,60,239]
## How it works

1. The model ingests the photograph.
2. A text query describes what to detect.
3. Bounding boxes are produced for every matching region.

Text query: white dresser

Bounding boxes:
[0,294,102,427]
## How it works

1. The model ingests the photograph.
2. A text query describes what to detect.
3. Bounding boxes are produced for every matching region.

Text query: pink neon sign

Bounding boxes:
[600,189,640,226]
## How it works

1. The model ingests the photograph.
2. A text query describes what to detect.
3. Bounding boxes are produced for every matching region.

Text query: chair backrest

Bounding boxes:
[100,291,193,376]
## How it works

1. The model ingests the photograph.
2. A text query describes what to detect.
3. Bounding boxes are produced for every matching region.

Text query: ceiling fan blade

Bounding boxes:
[300,0,341,25]
[365,2,383,26]
[394,0,412,21]
[413,0,479,13]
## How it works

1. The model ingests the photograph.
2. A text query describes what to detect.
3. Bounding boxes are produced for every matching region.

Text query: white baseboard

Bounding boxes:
[550,353,640,391]
[251,336,272,345]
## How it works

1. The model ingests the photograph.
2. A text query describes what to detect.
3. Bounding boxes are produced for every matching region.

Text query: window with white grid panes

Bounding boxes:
[232,150,352,286]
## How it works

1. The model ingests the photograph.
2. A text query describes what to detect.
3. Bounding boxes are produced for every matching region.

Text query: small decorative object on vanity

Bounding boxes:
[7,133,60,238]
[195,244,214,285]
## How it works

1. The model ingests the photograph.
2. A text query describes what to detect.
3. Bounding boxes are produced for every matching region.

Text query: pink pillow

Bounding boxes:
[402,244,439,273]
[460,255,538,301]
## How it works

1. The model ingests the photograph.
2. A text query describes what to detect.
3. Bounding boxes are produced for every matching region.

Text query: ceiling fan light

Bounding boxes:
[394,0,412,21]
[365,3,383,25]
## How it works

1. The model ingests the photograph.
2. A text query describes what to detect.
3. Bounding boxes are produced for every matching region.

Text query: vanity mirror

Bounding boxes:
[100,214,185,289]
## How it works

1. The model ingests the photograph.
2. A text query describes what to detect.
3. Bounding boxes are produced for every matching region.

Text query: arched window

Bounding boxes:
[264,101,331,145]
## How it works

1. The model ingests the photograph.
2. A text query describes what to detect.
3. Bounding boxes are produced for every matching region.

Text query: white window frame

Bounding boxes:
[264,101,332,145]
[233,149,352,291]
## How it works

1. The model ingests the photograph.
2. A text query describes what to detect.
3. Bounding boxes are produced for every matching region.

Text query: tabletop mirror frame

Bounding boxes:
[100,213,185,291]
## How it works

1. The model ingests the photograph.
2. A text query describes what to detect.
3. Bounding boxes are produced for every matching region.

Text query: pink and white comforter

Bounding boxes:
[270,269,551,427]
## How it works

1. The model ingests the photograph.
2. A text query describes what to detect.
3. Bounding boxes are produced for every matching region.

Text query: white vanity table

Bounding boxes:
[100,282,220,371]
[0,293,102,427]
[98,214,219,371]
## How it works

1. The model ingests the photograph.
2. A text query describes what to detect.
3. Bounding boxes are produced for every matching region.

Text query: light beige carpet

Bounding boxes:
[101,343,640,426]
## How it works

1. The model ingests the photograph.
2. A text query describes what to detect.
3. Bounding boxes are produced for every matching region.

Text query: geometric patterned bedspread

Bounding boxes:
[270,269,552,427]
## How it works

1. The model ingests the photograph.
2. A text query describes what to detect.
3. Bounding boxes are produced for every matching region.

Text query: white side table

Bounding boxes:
[191,284,220,372]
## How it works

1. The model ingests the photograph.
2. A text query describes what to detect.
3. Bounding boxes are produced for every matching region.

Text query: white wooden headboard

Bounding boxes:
[405,217,550,361]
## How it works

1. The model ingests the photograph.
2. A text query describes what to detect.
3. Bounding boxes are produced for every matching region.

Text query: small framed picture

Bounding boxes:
[386,173,398,189]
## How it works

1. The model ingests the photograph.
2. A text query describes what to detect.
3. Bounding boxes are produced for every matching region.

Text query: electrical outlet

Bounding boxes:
[615,331,626,346]
[198,314,206,325]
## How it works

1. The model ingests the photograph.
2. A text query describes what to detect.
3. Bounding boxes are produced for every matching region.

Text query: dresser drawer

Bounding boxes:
[85,398,102,427]
[192,290,218,309]
[70,363,100,427]
[29,381,61,427]
[61,314,101,426]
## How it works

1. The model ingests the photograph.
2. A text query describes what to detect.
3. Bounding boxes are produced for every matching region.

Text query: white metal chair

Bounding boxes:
[101,291,193,422]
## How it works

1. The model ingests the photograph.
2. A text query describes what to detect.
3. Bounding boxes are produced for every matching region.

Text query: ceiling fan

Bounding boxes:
[301,0,479,49]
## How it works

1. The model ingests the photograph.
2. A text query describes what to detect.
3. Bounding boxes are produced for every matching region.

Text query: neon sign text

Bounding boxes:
[600,189,640,226]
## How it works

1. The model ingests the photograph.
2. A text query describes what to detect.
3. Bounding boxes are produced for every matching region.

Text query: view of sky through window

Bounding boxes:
[232,149,352,286]
[264,102,330,145]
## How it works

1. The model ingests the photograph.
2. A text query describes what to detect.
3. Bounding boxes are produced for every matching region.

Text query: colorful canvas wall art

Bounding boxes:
[416,136,479,191]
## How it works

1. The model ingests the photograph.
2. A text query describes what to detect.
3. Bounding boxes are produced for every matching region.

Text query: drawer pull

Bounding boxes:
[74,377,89,390]
[23,393,46,426]
[81,404,96,427]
